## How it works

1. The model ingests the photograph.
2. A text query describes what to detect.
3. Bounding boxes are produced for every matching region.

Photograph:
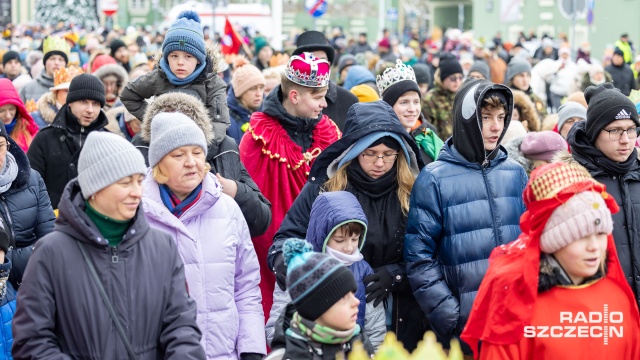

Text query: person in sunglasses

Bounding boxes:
[405,78,527,356]
[422,53,464,140]
[555,82,640,309]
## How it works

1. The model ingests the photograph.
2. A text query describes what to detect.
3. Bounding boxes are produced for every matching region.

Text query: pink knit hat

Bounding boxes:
[540,191,613,254]
[232,63,266,97]
[521,131,567,162]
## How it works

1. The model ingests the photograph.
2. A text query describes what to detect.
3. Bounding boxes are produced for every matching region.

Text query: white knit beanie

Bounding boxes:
[78,132,147,199]
[232,63,266,97]
[540,191,613,254]
[148,112,208,168]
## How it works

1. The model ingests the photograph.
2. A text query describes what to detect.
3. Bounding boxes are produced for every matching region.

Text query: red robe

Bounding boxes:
[479,277,640,360]
[239,112,341,320]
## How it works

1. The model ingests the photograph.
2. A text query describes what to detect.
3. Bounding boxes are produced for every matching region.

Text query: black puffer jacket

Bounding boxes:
[268,101,426,350]
[27,105,108,209]
[132,92,271,237]
[0,137,55,289]
[12,180,206,359]
[605,63,637,96]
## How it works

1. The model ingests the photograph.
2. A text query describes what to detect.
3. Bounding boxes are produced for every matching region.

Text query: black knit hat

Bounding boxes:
[110,39,127,58]
[439,54,463,82]
[2,51,19,66]
[584,82,639,143]
[66,74,106,108]
[284,239,357,321]
[382,80,421,107]
[411,63,431,85]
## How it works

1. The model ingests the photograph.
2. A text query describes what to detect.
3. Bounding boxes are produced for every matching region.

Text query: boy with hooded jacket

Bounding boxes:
[404,78,527,354]
[265,191,386,349]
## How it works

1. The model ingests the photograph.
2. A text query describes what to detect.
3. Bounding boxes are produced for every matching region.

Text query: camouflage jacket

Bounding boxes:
[422,83,456,140]
[526,89,547,120]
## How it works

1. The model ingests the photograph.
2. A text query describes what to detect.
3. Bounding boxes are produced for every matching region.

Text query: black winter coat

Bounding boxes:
[268,101,427,350]
[132,134,271,238]
[12,180,206,359]
[324,81,358,132]
[0,137,55,289]
[27,105,108,209]
[605,64,637,96]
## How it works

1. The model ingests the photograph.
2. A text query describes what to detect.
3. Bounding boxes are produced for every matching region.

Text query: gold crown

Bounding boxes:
[376,59,417,95]
[53,65,84,87]
[25,99,37,113]
[43,36,71,57]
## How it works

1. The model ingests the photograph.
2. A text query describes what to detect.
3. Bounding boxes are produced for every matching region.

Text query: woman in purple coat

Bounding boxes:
[141,111,265,360]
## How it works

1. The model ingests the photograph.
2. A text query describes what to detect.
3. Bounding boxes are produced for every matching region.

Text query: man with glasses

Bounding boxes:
[561,83,640,308]
[422,53,464,140]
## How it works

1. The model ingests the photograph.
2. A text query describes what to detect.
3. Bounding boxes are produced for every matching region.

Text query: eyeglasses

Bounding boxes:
[603,127,640,141]
[447,74,464,82]
[361,153,398,164]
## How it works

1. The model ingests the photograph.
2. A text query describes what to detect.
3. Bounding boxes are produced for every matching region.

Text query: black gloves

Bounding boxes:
[240,353,263,360]
[273,253,287,291]
[363,264,406,307]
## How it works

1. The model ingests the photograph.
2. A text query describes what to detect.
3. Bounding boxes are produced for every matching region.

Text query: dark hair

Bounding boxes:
[335,221,365,238]
[482,95,507,112]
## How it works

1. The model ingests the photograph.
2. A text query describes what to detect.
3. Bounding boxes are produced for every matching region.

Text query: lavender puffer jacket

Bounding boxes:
[142,172,265,359]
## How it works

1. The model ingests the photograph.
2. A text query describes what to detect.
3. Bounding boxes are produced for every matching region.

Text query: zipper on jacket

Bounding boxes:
[80,126,85,147]
[481,169,500,247]
[111,246,119,263]
[215,98,221,120]
[0,196,14,245]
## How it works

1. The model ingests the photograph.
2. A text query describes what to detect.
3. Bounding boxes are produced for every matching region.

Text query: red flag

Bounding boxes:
[221,18,243,55]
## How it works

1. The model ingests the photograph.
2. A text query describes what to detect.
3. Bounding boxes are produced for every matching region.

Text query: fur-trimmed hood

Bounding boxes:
[35,91,59,124]
[503,135,533,173]
[512,89,540,131]
[92,63,129,95]
[140,91,213,145]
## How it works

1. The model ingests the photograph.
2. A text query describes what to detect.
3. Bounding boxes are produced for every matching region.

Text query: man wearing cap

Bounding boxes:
[557,83,640,308]
[0,51,31,92]
[253,37,272,71]
[606,47,637,96]
[292,30,358,131]
[615,33,634,65]
[20,36,69,103]
[422,53,464,140]
[336,53,356,86]
[27,74,108,209]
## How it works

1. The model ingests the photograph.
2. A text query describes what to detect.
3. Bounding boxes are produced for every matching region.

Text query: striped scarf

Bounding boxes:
[159,183,203,217]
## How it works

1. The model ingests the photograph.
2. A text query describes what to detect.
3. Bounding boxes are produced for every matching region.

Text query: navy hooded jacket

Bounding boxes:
[404,79,527,348]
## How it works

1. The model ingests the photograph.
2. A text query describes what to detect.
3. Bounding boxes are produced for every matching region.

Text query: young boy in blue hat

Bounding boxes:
[266,238,374,360]
[120,10,230,145]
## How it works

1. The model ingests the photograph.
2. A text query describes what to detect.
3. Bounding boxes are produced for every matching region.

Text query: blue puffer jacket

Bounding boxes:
[404,79,527,348]
[307,191,371,329]
[0,257,16,360]
[405,140,527,341]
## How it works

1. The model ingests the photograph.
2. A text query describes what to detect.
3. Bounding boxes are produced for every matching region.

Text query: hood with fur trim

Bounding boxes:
[512,89,540,132]
[92,63,129,96]
[140,91,213,145]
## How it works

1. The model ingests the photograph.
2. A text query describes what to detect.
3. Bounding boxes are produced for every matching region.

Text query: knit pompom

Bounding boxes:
[283,238,313,267]
[177,10,201,24]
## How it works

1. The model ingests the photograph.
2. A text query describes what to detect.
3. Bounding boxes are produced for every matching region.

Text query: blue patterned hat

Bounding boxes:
[283,238,357,320]
[162,11,207,65]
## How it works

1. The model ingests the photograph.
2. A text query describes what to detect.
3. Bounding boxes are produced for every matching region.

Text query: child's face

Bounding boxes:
[168,50,199,79]
[326,227,360,255]
[316,292,359,331]
[481,106,506,151]
[291,88,327,119]
[553,233,607,285]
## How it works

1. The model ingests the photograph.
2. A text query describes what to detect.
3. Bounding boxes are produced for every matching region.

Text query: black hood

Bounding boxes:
[452,78,513,165]
[308,101,424,184]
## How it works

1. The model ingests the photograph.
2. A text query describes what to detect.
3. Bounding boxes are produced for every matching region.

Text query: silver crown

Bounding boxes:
[376,59,417,95]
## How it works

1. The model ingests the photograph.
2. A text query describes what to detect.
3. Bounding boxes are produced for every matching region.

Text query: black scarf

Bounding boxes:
[345,161,405,268]
[568,121,639,175]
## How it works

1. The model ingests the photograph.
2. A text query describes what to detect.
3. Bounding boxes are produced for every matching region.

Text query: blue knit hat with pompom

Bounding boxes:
[162,11,207,65]
[283,238,357,320]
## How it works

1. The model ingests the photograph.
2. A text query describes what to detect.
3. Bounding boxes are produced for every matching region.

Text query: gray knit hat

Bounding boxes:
[505,58,532,85]
[557,102,587,134]
[148,112,208,168]
[78,132,147,199]
[469,61,491,80]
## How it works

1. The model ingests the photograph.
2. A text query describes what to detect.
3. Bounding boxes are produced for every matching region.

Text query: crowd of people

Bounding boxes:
[0,11,640,360]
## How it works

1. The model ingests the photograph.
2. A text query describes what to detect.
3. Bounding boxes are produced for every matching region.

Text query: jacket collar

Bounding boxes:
[263,85,321,136]
[52,104,109,134]
[439,138,508,169]
[6,137,30,189]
